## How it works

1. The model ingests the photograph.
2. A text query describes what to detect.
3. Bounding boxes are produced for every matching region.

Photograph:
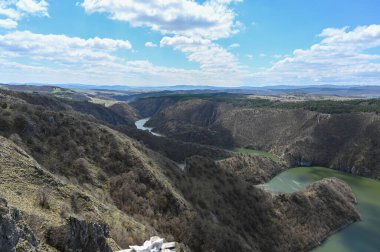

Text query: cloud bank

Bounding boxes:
[250,25,380,85]
[0,0,48,29]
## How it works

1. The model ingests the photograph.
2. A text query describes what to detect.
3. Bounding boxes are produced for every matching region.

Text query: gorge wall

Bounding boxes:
[132,97,380,179]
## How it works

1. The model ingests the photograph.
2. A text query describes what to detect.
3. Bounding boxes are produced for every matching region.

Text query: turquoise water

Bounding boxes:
[261,167,380,252]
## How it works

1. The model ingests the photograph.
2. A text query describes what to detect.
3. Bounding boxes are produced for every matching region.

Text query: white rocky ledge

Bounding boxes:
[117,236,177,252]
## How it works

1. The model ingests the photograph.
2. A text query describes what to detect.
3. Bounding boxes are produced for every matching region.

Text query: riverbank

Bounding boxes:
[262,167,380,252]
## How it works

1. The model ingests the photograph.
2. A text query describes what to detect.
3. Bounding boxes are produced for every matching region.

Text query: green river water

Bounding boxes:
[141,130,380,251]
[262,167,380,252]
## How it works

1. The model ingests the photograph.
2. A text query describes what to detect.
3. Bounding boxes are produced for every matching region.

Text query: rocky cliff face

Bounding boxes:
[0,196,115,252]
[217,108,380,179]
[47,217,113,252]
[134,97,380,179]
[0,197,39,252]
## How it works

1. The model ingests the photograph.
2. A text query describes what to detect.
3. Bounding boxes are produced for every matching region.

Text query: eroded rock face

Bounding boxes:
[46,217,112,252]
[0,197,39,252]
[133,97,380,179]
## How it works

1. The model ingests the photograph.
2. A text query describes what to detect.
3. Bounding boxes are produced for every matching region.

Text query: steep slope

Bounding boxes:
[216,153,286,184]
[0,91,363,251]
[145,99,234,146]
[217,108,380,179]
[117,125,231,162]
[0,91,193,249]
[0,135,145,251]
[177,156,360,252]
[134,97,380,179]
[109,102,140,123]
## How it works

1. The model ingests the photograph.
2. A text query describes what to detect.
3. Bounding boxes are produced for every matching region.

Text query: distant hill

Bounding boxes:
[5,83,380,97]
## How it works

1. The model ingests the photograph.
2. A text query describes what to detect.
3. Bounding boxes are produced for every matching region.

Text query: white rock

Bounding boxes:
[127,236,164,252]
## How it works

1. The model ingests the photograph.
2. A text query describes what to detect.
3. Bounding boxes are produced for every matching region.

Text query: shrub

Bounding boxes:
[71,193,80,213]
[37,188,51,209]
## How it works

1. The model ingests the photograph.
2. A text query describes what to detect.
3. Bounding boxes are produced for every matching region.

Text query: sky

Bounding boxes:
[0,0,380,87]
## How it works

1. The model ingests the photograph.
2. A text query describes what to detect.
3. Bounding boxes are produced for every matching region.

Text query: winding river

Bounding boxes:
[135,120,380,251]
[135,118,164,137]
[135,118,185,170]
[262,167,380,252]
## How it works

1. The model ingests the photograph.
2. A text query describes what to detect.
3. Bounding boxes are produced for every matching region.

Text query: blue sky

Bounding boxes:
[0,0,380,86]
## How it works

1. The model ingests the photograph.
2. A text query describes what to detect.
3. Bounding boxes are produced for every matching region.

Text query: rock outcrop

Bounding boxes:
[0,197,39,252]
[46,217,113,252]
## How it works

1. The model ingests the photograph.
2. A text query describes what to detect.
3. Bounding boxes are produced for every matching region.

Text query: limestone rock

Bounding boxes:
[46,217,112,252]
[0,197,39,252]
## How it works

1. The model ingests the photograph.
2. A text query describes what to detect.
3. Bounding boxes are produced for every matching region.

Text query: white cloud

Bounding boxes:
[81,0,242,40]
[80,0,245,84]
[0,0,49,29]
[0,30,243,86]
[16,0,48,16]
[0,31,132,63]
[160,36,244,73]
[250,25,380,85]
[259,53,266,57]
[229,43,240,48]
[0,5,21,20]
[246,54,253,59]
[0,18,17,29]
[145,41,157,48]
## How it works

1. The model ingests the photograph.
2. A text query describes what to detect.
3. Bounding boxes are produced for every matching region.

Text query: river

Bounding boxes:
[261,167,380,252]
[135,117,164,137]
[135,118,185,170]
[135,123,380,251]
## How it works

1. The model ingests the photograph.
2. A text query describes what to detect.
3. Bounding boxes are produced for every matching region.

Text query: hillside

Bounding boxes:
[0,90,362,251]
[132,96,380,180]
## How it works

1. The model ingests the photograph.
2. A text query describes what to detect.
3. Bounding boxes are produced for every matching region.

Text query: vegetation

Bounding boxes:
[0,90,187,248]
[0,88,369,251]
[134,93,380,114]
[272,98,380,114]
[228,147,282,162]
[132,94,380,179]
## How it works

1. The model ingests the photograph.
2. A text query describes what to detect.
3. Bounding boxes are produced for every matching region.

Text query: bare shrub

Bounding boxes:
[37,188,51,209]
[60,203,71,219]
[71,193,80,213]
